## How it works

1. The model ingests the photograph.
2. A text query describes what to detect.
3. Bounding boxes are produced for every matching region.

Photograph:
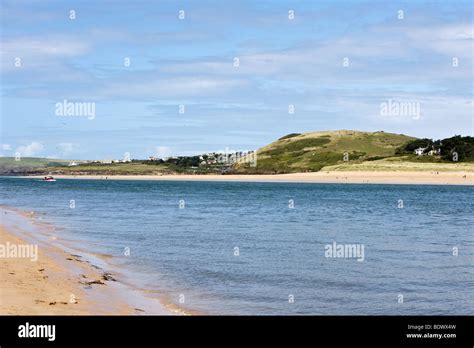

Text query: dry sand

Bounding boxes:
[24,171,474,185]
[0,226,118,314]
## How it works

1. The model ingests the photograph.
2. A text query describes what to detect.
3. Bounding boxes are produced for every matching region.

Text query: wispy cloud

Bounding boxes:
[1,35,91,72]
[56,142,79,155]
[16,142,44,157]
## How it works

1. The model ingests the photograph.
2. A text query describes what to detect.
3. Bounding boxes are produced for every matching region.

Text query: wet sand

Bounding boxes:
[0,207,176,315]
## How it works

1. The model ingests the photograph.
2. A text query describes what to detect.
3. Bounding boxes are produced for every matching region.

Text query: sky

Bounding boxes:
[0,0,473,160]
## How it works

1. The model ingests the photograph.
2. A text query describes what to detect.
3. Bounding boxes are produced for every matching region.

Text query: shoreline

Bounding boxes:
[0,206,180,315]
[9,171,474,185]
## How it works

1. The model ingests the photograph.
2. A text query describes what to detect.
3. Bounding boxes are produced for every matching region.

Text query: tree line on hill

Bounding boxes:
[396,135,474,161]
[133,156,202,167]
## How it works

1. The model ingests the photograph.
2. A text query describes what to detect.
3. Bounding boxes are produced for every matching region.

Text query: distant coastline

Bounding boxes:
[1,131,473,177]
[10,171,474,185]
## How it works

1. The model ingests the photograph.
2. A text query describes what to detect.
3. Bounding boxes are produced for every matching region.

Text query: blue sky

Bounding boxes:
[0,0,472,160]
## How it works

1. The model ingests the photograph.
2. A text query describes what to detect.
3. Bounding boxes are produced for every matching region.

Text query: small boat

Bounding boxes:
[42,176,56,182]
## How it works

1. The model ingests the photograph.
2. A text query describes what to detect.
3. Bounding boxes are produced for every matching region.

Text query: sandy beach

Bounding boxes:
[22,171,474,185]
[0,207,175,315]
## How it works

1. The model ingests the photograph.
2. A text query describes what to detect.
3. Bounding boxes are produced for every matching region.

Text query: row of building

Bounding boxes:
[414,147,441,156]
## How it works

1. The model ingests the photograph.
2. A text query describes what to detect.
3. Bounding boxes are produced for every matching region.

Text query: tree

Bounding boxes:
[396,138,433,154]
[439,136,474,162]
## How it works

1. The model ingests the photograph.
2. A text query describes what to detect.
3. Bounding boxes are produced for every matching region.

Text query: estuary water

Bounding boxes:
[0,177,472,315]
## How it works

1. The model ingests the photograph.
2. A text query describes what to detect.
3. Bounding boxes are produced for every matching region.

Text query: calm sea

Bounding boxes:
[0,177,472,315]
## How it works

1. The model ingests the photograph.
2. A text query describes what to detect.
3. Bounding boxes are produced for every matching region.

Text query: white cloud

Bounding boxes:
[155,146,173,158]
[56,143,79,155]
[2,36,91,58]
[16,142,44,157]
[99,77,246,100]
[404,24,474,58]
[160,22,473,84]
[0,36,92,73]
[1,144,12,150]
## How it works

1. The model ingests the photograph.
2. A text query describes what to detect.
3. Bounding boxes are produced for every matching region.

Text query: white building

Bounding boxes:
[414,147,425,156]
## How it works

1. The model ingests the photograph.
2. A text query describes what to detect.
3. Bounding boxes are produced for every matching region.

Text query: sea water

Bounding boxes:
[0,177,472,315]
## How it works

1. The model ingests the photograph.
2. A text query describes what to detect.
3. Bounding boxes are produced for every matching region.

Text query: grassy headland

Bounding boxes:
[234,130,418,173]
[1,130,473,176]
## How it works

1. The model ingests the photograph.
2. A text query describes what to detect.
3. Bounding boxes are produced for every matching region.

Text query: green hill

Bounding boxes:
[234,130,417,173]
[0,157,74,174]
